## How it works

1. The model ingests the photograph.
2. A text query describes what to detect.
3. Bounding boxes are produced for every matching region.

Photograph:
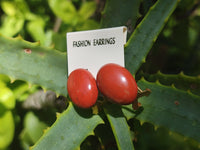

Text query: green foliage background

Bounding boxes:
[0,0,200,150]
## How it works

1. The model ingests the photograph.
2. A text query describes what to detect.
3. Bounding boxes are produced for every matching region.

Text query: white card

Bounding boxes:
[67,26,127,78]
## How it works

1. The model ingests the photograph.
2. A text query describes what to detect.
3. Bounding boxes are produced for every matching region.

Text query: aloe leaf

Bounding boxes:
[0,35,67,96]
[104,104,134,150]
[122,79,200,142]
[139,71,200,96]
[125,0,179,74]
[31,103,103,150]
[100,0,140,29]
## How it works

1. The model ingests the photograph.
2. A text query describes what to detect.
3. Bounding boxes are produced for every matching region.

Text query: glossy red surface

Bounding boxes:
[67,69,98,108]
[96,63,138,105]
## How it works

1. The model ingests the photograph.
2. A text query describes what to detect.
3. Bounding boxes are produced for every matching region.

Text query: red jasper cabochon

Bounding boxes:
[67,69,98,108]
[96,63,138,105]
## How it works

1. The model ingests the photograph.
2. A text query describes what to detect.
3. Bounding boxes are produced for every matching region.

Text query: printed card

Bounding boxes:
[67,26,127,78]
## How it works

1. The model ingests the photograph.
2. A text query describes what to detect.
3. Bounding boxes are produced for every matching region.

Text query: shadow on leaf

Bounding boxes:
[73,104,94,118]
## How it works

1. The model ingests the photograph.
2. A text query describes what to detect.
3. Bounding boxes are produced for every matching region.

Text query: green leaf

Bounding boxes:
[52,32,67,52]
[122,79,200,142]
[0,74,10,83]
[0,110,15,149]
[125,0,179,74]
[104,104,134,150]
[0,16,24,37]
[139,71,200,96]
[101,0,140,29]
[1,1,17,16]
[21,112,48,145]
[76,19,100,31]
[0,80,15,109]
[0,35,67,96]
[1,0,30,17]
[11,81,29,100]
[78,1,96,20]
[48,0,77,24]
[26,18,46,45]
[31,103,103,150]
